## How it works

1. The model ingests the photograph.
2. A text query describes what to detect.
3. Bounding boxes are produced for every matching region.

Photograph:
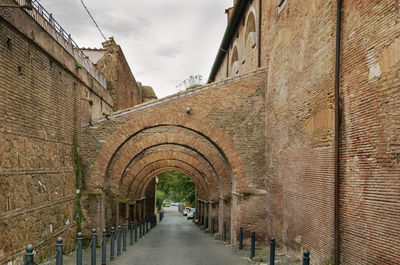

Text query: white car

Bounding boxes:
[187,208,195,219]
[183,207,191,216]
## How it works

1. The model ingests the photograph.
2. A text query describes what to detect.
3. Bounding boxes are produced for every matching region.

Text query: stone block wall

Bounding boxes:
[0,6,112,262]
[0,17,81,263]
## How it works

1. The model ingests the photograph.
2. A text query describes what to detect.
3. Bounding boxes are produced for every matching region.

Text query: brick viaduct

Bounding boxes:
[81,71,266,249]
[1,0,400,265]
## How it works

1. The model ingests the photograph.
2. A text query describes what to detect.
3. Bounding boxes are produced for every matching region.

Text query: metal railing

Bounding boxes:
[12,0,107,89]
[23,214,159,265]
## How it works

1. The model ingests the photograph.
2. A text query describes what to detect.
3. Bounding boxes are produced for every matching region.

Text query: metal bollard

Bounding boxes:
[250,231,255,259]
[135,220,138,242]
[56,237,63,265]
[270,238,275,265]
[206,217,209,229]
[222,221,226,242]
[212,218,215,234]
[139,220,143,238]
[238,227,243,250]
[216,220,219,233]
[117,225,122,256]
[76,232,83,265]
[110,226,115,261]
[130,221,134,245]
[123,224,127,251]
[303,251,310,265]
[91,229,96,265]
[25,244,35,265]
[101,229,106,265]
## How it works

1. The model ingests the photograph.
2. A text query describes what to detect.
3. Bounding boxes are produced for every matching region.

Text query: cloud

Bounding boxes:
[36,0,233,98]
[154,42,184,58]
[98,15,151,40]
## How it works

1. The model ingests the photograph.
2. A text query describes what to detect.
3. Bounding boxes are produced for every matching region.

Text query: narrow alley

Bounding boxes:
[107,207,248,265]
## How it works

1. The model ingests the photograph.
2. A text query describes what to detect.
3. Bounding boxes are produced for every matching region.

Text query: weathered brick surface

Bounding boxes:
[81,70,266,243]
[338,1,400,264]
[0,17,82,263]
[96,39,143,111]
[260,1,336,263]
[0,9,110,263]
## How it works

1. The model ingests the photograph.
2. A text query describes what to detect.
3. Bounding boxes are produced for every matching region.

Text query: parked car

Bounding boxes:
[183,207,191,216]
[187,208,195,219]
[163,201,170,207]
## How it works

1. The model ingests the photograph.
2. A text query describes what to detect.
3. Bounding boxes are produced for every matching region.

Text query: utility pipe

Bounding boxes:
[334,0,343,264]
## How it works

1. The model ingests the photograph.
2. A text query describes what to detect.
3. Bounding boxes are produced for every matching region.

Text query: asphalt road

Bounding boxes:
[115,206,249,265]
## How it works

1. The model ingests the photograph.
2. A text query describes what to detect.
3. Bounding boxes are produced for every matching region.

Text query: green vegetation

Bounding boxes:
[72,141,83,232]
[176,74,205,92]
[156,171,195,211]
[75,61,83,69]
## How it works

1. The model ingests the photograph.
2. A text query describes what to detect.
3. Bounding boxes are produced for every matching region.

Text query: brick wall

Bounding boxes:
[0,5,112,262]
[261,0,336,263]
[96,40,143,111]
[81,70,266,242]
[339,1,400,264]
[0,17,81,263]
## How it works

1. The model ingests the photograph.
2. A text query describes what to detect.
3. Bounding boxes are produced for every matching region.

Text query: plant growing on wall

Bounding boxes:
[72,141,83,232]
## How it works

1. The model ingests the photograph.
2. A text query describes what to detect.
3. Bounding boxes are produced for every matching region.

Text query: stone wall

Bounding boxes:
[96,39,143,111]
[0,17,79,263]
[0,5,111,263]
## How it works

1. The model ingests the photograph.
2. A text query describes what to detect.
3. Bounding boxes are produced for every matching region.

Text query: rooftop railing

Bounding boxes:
[13,0,107,88]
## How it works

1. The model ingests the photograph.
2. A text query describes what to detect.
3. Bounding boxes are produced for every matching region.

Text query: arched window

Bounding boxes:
[231,44,240,75]
[245,11,257,50]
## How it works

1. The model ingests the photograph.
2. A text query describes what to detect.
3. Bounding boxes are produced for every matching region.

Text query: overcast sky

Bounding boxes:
[38,0,232,98]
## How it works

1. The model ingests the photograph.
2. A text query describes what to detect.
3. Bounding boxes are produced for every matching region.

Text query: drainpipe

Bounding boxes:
[258,0,262,68]
[334,0,342,264]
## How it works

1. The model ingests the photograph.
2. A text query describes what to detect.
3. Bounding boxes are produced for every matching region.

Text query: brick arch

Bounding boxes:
[126,159,210,200]
[90,112,248,192]
[120,149,217,196]
[122,150,218,199]
[134,167,207,200]
[107,133,228,195]
[139,167,205,200]
[118,145,221,195]
[142,166,207,199]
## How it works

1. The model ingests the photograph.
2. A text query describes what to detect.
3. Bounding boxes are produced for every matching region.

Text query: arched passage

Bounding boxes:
[89,113,248,192]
